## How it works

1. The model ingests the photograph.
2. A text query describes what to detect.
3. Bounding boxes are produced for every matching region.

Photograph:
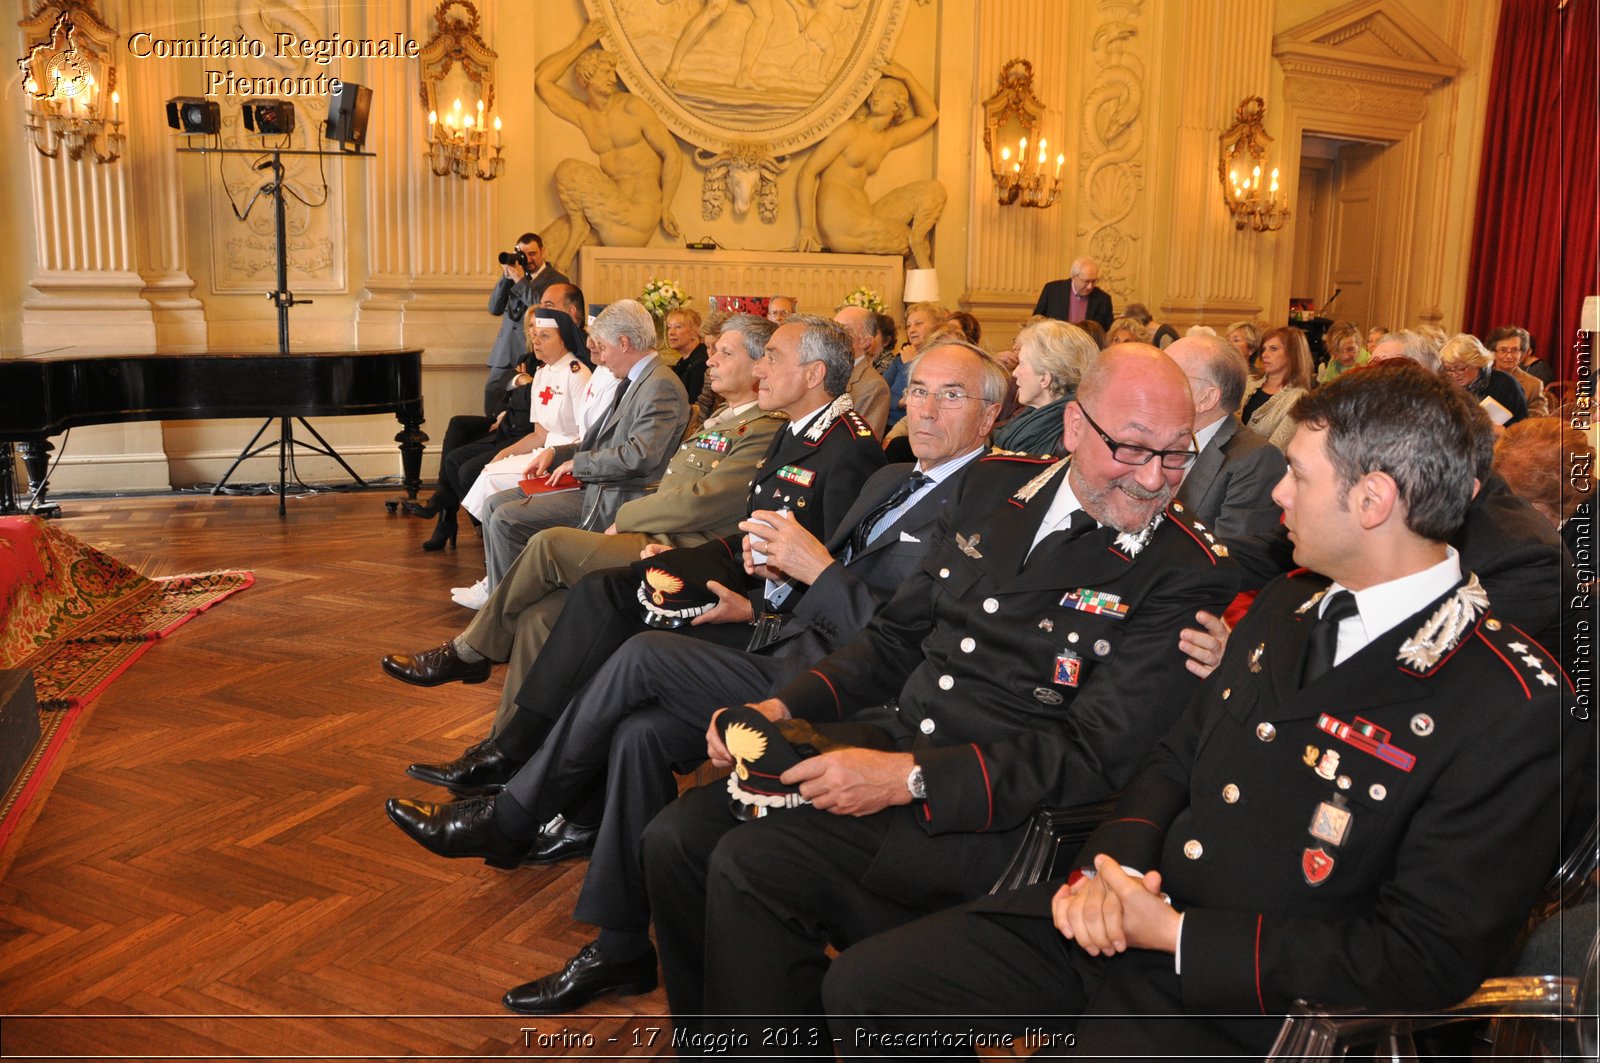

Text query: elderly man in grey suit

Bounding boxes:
[1167,334,1287,542]
[480,299,689,590]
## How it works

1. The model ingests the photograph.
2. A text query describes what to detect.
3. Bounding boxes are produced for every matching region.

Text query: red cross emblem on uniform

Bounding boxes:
[538,386,555,405]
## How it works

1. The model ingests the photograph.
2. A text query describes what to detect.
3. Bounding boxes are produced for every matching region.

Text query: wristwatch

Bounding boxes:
[906,764,927,801]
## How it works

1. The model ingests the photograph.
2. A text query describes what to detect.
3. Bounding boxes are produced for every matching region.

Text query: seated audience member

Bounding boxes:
[1440,332,1528,428]
[868,311,898,373]
[1508,326,1556,384]
[1186,325,1218,337]
[664,308,709,403]
[683,314,726,433]
[866,312,906,429]
[993,319,1096,456]
[1034,255,1113,330]
[826,361,1578,1060]
[1125,302,1178,348]
[883,302,947,422]
[1367,323,1389,350]
[1493,416,1596,849]
[1368,327,1442,371]
[386,341,1006,1014]
[539,282,591,359]
[833,305,892,435]
[1179,354,1566,680]
[766,294,797,324]
[1167,335,1287,539]
[455,312,593,534]
[412,310,590,552]
[1224,319,1262,373]
[640,344,1239,1045]
[1486,325,1551,418]
[1316,319,1369,385]
[474,300,690,594]
[1074,318,1108,349]
[946,310,982,344]
[1240,326,1313,450]
[1107,315,1153,345]
[380,315,882,733]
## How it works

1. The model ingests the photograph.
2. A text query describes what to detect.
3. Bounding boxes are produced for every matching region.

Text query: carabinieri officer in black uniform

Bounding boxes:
[823,361,1580,1061]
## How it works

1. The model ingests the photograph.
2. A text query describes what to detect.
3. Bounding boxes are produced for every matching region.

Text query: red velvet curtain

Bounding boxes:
[1464,0,1598,382]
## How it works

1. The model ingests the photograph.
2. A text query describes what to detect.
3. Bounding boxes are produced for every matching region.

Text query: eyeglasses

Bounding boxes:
[1492,345,1523,356]
[904,385,988,409]
[1076,404,1196,469]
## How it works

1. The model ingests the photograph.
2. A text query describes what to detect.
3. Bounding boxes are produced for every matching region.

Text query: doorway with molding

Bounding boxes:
[1292,133,1401,337]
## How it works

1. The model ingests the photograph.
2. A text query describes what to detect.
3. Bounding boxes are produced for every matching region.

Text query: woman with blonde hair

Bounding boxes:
[1315,320,1369,385]
[1106,316,1152,345]
[993,320,1097,456]
[1225,320,1263,372]
[1240,326,1312,450]
[1440,332,1528,426]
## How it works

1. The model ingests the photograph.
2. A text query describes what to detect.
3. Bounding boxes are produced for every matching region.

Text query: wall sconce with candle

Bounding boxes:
[419,0,503,180]
[16,2,124,164]
[980,59,1062,209]
[1218,96,1288,233]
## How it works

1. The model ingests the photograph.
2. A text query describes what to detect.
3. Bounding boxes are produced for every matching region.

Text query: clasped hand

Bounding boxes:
[1053,854,1181,956]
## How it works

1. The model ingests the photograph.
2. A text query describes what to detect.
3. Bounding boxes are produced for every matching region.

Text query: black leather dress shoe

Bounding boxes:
[381,642,491,687]
[525,814,599,864]
[406,737,522,797]
[383,795,533,869]
[502,940,658,1014]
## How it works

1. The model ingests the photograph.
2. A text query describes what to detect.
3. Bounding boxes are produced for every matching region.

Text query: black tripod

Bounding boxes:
[181,146,374,515]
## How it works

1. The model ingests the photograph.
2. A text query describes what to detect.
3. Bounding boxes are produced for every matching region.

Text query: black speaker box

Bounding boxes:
[324,81,371,150]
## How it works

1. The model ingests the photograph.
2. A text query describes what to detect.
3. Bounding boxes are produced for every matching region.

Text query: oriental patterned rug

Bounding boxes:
[0,516,252,851]
[0,516,253,708]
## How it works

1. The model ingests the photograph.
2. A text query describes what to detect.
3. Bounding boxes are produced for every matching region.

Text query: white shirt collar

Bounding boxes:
[1322,547,1463,665]
[1193,416,1227,454]
[918,446,985,483]
[626,352,659,384]
[788,401,832,436]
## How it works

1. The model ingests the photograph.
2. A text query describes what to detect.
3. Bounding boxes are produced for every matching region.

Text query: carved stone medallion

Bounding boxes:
[583,0,912,155]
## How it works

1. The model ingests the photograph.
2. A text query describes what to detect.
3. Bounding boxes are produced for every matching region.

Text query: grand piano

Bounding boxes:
[0,346,426,516]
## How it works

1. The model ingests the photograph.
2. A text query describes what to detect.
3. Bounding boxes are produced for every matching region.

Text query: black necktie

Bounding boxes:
[1301,590,1358,687]
[849,471,930,558]
[1060,509,1098,542]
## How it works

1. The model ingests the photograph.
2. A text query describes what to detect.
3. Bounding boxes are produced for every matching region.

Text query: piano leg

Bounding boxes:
[395,414,428,501]
[13,440,61,519]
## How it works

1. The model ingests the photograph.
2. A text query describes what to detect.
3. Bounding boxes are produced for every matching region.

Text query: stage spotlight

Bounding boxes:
[242,98,296,135]
[324,81,371,151]
[165,96,220,135]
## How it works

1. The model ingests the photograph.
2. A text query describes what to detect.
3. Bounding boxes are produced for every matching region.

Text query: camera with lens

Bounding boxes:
[498,249,531,269]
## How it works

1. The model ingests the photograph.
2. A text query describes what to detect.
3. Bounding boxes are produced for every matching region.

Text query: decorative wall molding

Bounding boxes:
[578,247,904,313]
[1077,0,1146,301]
[1273,0,1465,88]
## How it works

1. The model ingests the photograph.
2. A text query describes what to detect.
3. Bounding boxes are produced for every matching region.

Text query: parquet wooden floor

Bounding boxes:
[0,490,678,1059]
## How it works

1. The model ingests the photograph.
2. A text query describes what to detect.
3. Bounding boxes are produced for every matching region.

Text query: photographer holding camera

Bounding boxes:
[486,233,569,417]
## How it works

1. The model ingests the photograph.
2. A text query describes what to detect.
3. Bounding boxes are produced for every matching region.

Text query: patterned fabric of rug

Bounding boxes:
[0,516,253,710]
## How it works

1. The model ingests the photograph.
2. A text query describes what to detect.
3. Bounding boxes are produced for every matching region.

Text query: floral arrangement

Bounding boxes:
[639,277,690,318]
[842,286,886,313]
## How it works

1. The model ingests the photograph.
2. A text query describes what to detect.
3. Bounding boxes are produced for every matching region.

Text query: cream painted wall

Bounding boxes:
[1,0,1500,494]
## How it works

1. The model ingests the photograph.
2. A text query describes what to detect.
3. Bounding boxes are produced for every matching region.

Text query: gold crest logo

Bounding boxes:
[724,719,768,780]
